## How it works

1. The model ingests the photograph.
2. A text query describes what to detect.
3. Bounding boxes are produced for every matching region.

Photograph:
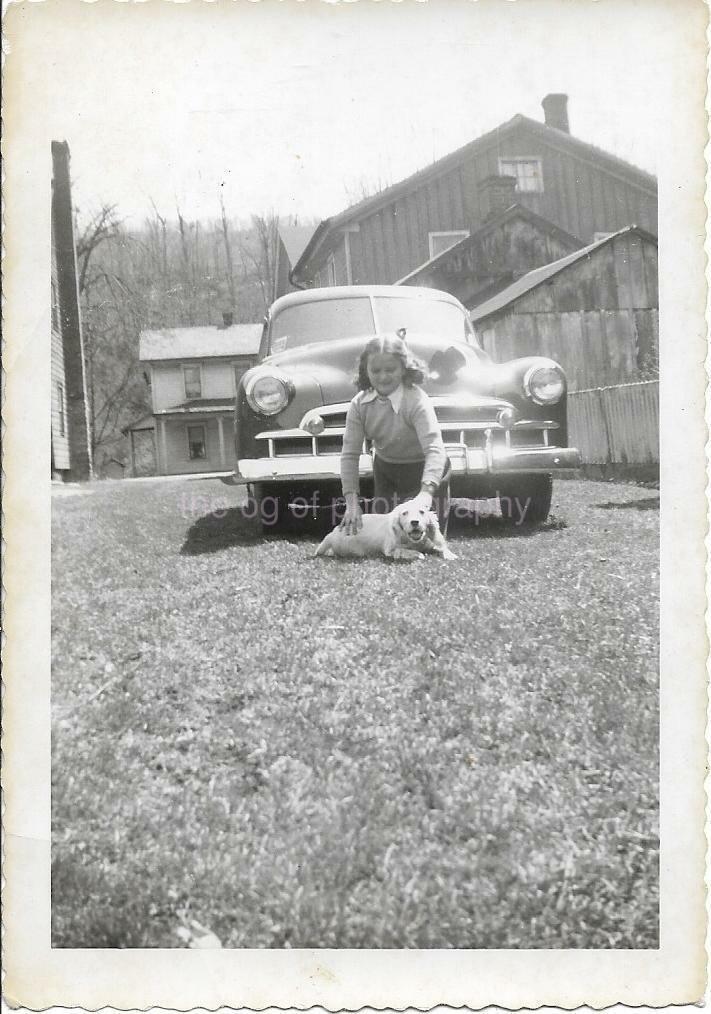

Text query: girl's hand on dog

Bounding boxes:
[340,502,363,535]
[412,491,434,512]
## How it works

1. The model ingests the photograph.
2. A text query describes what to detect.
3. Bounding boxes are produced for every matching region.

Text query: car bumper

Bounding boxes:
[233,445,582,485]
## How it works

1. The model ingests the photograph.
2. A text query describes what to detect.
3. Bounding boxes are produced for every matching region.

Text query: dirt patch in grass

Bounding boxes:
[52,478,659,948]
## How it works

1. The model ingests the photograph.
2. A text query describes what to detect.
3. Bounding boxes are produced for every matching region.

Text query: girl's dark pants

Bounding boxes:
[372,455,451,529]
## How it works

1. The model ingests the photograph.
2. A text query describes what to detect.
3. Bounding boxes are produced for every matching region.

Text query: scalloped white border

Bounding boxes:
[2,0,708,1009]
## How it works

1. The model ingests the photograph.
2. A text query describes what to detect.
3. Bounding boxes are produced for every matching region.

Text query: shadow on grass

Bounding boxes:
[447,511,568,539]
[180,508,325,555]
[181,506,569,556]
[593,498,660,511]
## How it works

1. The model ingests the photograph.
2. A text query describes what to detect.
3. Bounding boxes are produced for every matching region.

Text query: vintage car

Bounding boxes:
[233,285,581,527]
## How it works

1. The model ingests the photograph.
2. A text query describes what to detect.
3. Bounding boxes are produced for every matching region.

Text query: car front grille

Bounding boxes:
[256,401,560,458]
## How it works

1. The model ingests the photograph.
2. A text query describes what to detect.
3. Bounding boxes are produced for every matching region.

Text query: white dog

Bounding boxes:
[315,500,457,561]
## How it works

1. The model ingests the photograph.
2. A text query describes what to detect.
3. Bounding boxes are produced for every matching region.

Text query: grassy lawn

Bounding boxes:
[51,476,658,948]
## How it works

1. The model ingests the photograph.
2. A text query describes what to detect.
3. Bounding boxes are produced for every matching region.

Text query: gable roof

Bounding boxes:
[396,202,583,286]
[139,324,262,362]
[293,113,657,277]
[278,224,316,267]
[470,225,657,323]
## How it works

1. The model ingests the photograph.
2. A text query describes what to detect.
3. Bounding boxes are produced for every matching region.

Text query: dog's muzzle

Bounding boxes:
[407,522,426,543]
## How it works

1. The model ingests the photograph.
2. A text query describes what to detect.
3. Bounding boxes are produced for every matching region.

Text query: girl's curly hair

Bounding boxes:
[355,329,427,391]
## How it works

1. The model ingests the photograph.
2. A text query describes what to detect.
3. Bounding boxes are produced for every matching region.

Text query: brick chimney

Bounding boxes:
[219,310,234,329]
[542,93,569,133]
[478,174,518,221]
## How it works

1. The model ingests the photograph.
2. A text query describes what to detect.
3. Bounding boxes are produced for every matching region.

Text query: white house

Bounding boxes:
[138,319,262,475]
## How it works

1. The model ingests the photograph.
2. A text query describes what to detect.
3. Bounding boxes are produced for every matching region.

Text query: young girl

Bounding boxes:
[339,331,449,535]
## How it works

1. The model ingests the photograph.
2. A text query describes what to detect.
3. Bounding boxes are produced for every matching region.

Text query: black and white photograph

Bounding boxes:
[3,0,707,1008]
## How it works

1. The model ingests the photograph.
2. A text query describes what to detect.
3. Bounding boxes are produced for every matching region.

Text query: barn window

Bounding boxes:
[498,157,544,193]
[183,365,202,399]
[57,382,66,437]
[187,424,207,460]
[327,253,337,286]
[428,230,469,259]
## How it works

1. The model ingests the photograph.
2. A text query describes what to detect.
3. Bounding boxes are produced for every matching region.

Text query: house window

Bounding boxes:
[57,382,66,437]
[498,157,544,193]
[183,365,202,399]
[428,231,469,260]
[187,424,207,460]
[233,362,247,393]
[327,254,337,286]
[51,279,60,331]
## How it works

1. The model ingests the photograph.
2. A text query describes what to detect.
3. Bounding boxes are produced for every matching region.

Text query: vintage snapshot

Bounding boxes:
[2,0,707,1008]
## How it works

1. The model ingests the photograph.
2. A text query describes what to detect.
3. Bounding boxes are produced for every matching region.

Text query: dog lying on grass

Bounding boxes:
[315,500,457,561]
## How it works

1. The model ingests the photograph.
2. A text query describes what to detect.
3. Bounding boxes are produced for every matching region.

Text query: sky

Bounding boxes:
[13,0,677,228]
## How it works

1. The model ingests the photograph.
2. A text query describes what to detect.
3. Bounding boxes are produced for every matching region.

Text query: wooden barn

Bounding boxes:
[470,226,658,391]
[291,94,657,291]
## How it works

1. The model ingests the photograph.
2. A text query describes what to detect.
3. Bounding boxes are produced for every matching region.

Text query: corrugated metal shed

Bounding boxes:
[470,226,656,323]
[139,324,262,362]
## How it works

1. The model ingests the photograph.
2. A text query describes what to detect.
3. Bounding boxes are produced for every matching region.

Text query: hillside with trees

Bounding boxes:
[76,203,313,475]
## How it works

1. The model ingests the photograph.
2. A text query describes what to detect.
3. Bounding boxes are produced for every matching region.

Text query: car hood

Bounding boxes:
[259,332,495,404]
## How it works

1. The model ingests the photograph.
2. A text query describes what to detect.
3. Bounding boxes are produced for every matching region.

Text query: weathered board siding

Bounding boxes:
[50,240,71,471]
[402,213,580,308]
[568,381,658,465]
[477,232,658,389]
[307,121,657,285]
[334,237,349,285]
[480,308,658,390]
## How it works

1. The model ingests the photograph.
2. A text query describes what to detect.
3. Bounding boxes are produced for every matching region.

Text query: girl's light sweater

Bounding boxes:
[340,384,446,496]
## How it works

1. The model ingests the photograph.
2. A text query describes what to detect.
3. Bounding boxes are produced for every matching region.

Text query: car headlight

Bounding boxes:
[523,365,565,405]
[245,372,292,416]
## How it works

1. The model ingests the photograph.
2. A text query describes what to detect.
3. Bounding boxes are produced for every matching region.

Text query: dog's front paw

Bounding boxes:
[441,547,458,560]
[392,547,425,561]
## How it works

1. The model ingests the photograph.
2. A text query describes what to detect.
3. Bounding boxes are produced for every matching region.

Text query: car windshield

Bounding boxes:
[268,293,478,352]
[269,298,375,351]
[373,296,473,342]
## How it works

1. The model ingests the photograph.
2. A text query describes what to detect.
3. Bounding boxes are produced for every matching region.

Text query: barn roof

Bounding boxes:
[470,225,657,323]
[139,324,262,361]
[293,113,658,278]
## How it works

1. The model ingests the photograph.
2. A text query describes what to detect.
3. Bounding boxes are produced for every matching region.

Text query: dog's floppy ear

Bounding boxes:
[383,515,401,556]
[391,506,407,532]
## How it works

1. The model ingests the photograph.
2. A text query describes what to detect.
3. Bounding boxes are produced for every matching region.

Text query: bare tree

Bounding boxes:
[176,202,196,325]
[219,191,238,310]
[76,208,151,472]
[75,204,122,295]
[147,197,168,282]
[237,212,278,314]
